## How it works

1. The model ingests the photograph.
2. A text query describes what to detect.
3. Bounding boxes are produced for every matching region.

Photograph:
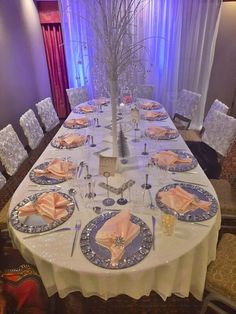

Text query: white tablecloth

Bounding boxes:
[9,100,221,301]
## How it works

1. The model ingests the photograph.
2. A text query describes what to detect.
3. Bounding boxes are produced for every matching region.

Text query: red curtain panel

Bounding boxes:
[38,1,70,118]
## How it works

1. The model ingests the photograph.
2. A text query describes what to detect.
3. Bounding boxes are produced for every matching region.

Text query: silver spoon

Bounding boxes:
[68,188,79,212]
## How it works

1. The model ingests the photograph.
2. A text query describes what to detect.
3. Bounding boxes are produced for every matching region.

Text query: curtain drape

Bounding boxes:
[41,23,70,118]
[59,0,222,128]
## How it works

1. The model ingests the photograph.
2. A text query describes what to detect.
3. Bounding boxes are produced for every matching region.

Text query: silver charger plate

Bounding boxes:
[63,119,91,129]
[139,102,162,110]
[72,105,97,114]
[156,183,218,222]
[152,149,198,172]
[142,112,168,121]
[29,162,66,185]
[80,211,152,269]
[145,127,179,140]
[10,192,75,233]
[51,134,86,149]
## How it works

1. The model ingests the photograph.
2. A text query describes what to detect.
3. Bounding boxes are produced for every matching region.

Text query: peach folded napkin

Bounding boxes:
[34,159,74,179]
[145,111,165,120]
[141,102,160,110]
[146,126,176,138]
[57,133,86,147]
[95,209,140,266]
[77,105,96,113]
[19,192,70,220]
[158,186,211,214]
[152,151,192,167]
[65,117,89,127]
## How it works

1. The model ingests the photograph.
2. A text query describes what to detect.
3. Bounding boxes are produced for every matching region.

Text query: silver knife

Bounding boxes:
[93,147,110,155]
[23,227,71,239]
[172,179,207,187]
[152,216,156,250]
[70,221,81,257]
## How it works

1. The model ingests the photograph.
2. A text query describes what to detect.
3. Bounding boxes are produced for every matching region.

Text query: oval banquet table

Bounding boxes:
[8,99,221,302]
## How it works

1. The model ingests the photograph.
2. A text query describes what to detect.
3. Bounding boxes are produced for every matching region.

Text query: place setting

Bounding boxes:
[150,149,198,172]
[155,183,219,223]
[10,190,75,234]
[72,103,97,114]
[63,116,91,129]
[142,110,168,121]
[139,101,162,110]
[80,209,153,269]
[144,125,179,140]
[29,158,78,185]
[51,132,87,149]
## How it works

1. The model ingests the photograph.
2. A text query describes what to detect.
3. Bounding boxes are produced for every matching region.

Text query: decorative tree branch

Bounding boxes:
[77,0,151,156]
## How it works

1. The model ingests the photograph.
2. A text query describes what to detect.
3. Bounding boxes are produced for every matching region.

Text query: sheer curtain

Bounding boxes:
[59,0,222,128]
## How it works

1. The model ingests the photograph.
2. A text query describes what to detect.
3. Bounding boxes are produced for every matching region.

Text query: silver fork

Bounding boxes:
[70,220,81,257]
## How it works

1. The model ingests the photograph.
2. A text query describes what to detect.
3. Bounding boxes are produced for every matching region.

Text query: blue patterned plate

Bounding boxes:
[72,105,97,114]
[156,183,218,222]
[152,150,198,172]
[139,102,162,110]
[145,127,179,140]
[142,111,168,121]
[63,118,91,129]
[29,162,66,185]
[10,192,74,233]
[51,134,86,149]
[80,211,152,269]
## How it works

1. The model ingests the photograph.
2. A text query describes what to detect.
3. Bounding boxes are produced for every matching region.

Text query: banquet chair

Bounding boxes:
[19,109,44,150]
[210,179,236,229]
[66,86,88,110]
[35,97,60,132]
[0,171,9,230]
[0,125,28,176]
[187,110,236,179]
[180,99,229,142]
[136,85,154,100]
[0,172,6,190]
[200,233,236,314]
[173,89,201,130]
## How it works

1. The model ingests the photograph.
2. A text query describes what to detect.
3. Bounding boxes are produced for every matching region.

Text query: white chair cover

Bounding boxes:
[175,89,201,119]
[203,99,229,128]
[35,98,59,132]
[136,85,154,100]
[202,110,236,157]
[20,109,44,150]
[0,171,6,190]
[66,87,88,110]
[0,125,28,176]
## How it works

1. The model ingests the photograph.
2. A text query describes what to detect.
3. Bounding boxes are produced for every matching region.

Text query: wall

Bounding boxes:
[206,2,236,117]
[0,0,51,145]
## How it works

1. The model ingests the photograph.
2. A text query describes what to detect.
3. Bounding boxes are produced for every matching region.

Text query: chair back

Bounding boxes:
[0,125,28,176]
[19,109,44,150]
[202,110,236,157]
[35,97,59,132]
[66,87,88,110]
[175,89,201,119]
[136,85,154,100]
[0,171,6,190]
[203,99,229,129]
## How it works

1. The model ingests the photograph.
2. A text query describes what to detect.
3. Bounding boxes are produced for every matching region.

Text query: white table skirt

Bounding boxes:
[9,100,221,301]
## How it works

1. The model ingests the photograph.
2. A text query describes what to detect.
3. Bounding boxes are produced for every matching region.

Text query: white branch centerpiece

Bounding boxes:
[84,0,149,156]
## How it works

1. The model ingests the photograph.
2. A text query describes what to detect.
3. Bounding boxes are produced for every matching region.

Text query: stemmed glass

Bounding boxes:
[141,174,152,190]
[102,171,115,206]
[117,188,128,205]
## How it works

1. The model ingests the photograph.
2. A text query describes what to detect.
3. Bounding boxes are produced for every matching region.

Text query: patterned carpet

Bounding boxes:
[56,291,203,314]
